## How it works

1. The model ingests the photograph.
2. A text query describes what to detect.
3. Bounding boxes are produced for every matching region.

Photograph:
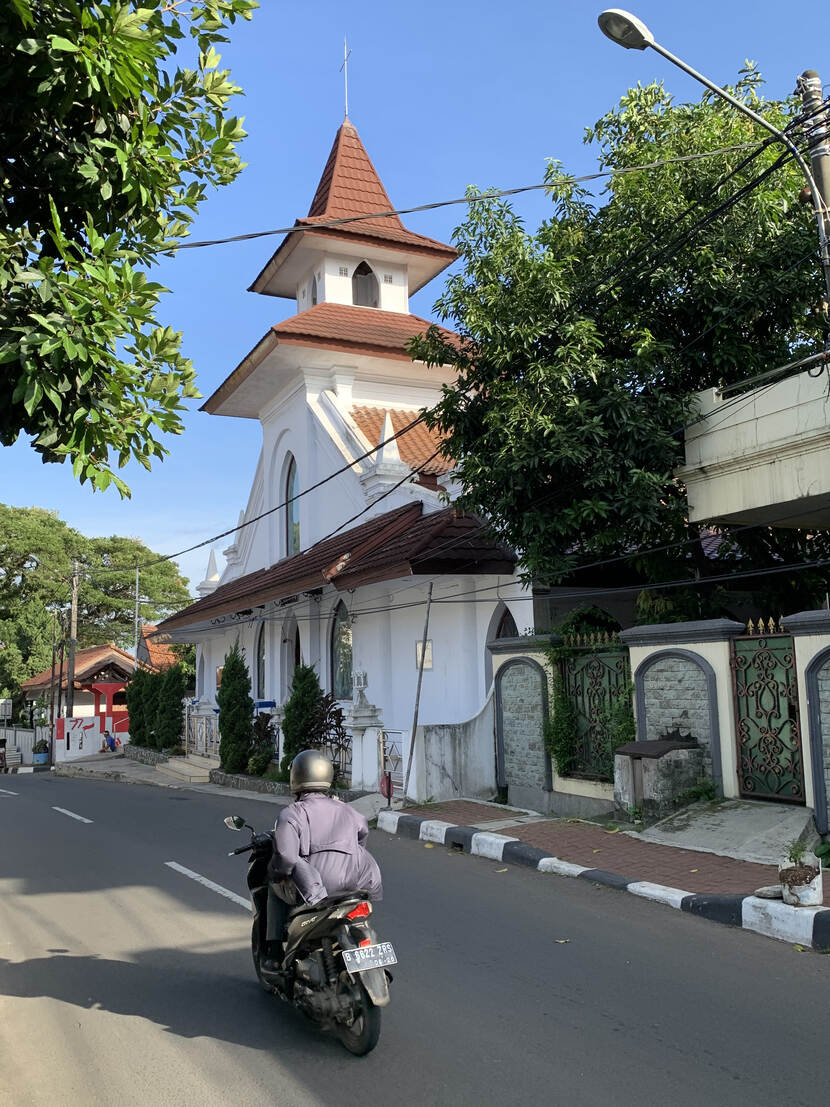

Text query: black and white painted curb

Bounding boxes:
[377,811,830,951]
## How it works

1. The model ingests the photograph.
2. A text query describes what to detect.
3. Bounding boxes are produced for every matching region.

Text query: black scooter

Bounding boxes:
[224,814,395,1055]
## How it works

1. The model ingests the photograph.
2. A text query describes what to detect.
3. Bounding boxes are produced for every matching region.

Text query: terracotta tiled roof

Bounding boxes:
[20,643,140,694]
[158,504,514,633]
[270,302,458,362]
[350,405,453,476]
[298,120,456,258]
[140,625,178,671]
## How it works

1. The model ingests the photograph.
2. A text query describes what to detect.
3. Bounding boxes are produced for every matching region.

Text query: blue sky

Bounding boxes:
[2,0,829,594]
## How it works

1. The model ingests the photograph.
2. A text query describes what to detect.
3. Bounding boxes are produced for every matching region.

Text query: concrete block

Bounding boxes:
[741,895,825,945]
[418,819,455,844]
[537,857,587,877]
[627,881,688,909]
[470,831,519,860]
[376,810,400,834]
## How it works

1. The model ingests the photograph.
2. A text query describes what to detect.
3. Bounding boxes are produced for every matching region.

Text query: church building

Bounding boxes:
[158,118,530,798]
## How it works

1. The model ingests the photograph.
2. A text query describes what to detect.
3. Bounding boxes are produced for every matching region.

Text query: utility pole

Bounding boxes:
[799,70,830,252]
[48,610,58,726]
[65,560,79,718]
[402,582,433,801]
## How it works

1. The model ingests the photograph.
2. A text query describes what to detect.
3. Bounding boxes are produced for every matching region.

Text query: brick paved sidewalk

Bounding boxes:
[402,801,829,904]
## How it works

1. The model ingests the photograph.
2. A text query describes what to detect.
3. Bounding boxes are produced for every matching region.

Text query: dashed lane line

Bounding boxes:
[0,787,19,796]
[164,861,252,911]
[52,806,93,824]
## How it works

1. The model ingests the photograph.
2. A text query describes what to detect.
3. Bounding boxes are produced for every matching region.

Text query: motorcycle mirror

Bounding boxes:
[224,815,246,831]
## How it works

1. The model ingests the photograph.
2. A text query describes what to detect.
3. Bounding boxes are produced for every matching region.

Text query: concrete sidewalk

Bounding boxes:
[378,799,830,950]
[54,754,291,808]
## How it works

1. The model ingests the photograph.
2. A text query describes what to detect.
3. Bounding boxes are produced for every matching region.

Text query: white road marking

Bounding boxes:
[164,861,252,911]
[0,787,19,796]
[51,806,93,824]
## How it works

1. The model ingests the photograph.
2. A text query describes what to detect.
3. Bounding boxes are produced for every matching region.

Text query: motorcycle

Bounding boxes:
[224,814,395,1056]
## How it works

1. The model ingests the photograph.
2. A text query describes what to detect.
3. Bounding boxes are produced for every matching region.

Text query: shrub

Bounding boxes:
[544,667,579,776]
[248,712,277,776]
[154,664,187,750]
[217,640,253,774]
[126,668,149,746]
[280,663,325,775]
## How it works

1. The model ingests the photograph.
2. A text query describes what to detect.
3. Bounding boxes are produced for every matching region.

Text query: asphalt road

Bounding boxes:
[1,774,828,1107]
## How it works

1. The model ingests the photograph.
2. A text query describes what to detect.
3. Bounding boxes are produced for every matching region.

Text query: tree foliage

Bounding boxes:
[217,639,252,774]
[0,503,191,698]
[154,663,186,749]
[280,663,324,776]
[125,665,149,746]
[248,711,276,776]
[0,0,257,495]
[411,71,830,618]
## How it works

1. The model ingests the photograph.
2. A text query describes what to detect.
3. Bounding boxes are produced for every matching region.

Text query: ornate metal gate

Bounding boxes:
[731,630,805,803]
[562,648,629,780]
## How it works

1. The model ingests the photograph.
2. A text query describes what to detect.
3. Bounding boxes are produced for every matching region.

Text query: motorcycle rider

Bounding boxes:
[265,749,382,958]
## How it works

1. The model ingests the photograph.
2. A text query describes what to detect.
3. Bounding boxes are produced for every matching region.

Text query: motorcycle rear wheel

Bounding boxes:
[337,981,381,1056]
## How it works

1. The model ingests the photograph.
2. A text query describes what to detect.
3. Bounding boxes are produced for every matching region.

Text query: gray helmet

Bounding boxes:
[290,749,334,794]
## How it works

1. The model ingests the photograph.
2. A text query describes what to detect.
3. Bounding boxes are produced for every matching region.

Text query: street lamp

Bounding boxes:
[598,8,830,311]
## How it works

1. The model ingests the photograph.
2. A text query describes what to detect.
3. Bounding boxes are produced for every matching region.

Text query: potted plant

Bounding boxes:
[778,838,823,907]
[31,738,50,767]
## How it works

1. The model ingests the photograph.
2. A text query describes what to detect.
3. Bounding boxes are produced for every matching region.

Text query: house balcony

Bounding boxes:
[678,368,830,529]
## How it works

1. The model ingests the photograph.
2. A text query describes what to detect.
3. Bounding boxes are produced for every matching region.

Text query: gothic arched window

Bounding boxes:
[330,601,353,700]
[255,623,266,699]
[311,275,318,306]
[285,455,300,556]
[352,261,379,308]
[496,608,519,639]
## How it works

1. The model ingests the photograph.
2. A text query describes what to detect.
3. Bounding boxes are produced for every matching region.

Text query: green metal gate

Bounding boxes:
[563,649,629,780]
[731,632,805,803]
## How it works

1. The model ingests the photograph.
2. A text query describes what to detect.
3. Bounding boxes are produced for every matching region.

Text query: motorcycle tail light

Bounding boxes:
[359,938,372,948]
[346,901,372,919]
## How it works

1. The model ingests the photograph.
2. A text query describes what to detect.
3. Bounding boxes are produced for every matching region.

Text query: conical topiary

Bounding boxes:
[217,640,253,774]
[280,663,324,775]
[154,664,187,750]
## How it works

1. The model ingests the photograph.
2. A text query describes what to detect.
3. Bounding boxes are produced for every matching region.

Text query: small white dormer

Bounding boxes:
[296,253,408,314]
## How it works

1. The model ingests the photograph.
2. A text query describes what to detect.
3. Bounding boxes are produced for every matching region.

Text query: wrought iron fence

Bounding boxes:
[184,708,219,759]
[561,647,631,781]
[380,729,405,788]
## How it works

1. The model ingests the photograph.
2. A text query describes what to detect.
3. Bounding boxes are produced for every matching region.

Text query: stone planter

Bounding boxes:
[32,750,49,766]
[778,855,823,907]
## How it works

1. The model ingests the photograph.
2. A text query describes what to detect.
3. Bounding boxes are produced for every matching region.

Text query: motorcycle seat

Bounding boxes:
[288,890,371,918]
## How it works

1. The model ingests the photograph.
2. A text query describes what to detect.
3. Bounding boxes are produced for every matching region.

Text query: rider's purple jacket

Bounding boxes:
[273,792,383,906]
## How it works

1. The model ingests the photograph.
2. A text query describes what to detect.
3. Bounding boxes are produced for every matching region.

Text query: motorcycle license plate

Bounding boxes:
[342,942,397,974]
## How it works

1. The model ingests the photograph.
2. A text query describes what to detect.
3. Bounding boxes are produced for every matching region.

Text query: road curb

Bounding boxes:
[376,810,830,951]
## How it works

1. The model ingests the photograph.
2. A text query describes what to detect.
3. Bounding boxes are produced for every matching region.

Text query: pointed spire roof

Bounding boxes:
[306,119,406,231]
[248,120,456,298]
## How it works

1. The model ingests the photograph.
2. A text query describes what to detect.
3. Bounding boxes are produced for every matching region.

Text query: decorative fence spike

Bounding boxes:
[747,618,755,635]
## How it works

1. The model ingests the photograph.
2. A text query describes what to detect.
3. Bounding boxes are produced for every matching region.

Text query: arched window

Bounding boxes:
[285,455,300,556]
[255,623,266,699]
[330,601,353,700]
[197,654,205,697]
[311,275,318,306]
[496,608,519,639]
[352,261,379,308]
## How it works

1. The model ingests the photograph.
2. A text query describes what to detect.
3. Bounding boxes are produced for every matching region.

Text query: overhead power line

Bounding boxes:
[173,143,768,252]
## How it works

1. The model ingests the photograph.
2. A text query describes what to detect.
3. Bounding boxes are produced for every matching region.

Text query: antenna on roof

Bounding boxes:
[340,36,352,119]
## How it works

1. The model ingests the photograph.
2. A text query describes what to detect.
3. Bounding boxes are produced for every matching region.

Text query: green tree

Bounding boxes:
[143,669,165,748]
[411,71,830,616]
[248,712,277,776]
[0,0,257,495]
[0,503,191,698]
[125,665,149,746]
[154,663,186,749]
[217,640,252,774]
[280,663,324,776]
